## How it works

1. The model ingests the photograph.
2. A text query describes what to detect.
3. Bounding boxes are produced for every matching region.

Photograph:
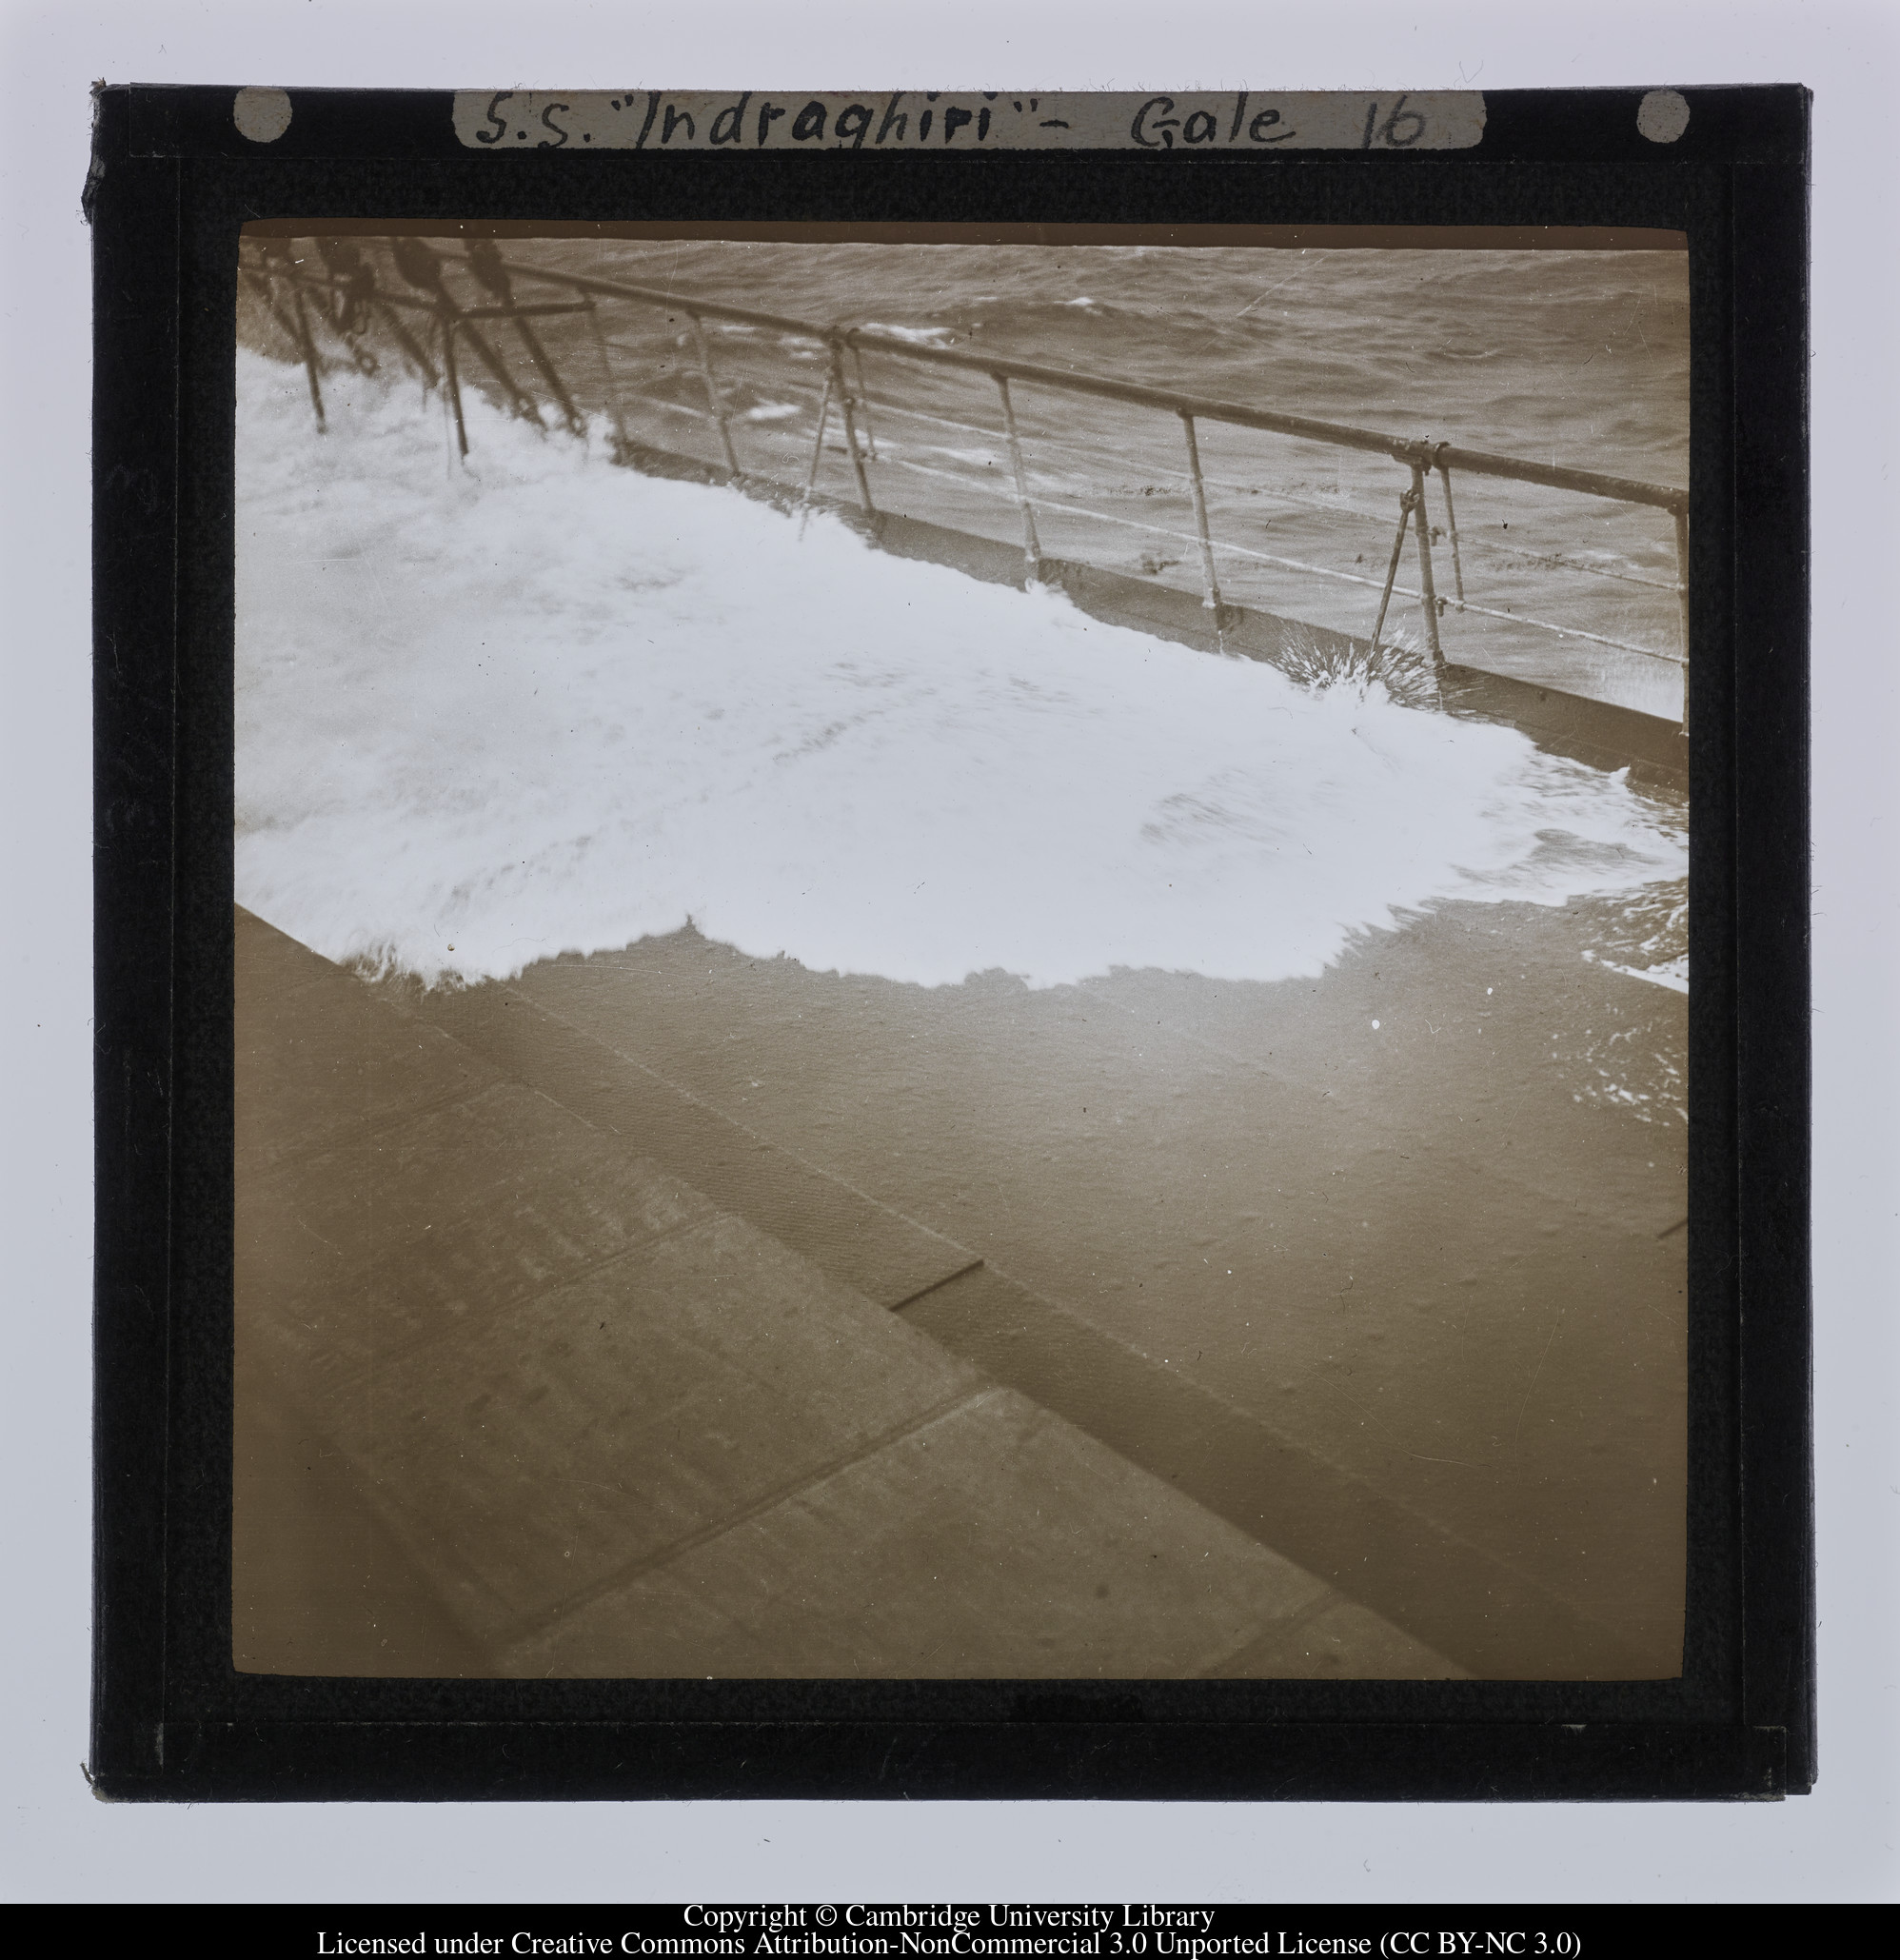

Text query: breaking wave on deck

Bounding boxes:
[234,351,1686,991]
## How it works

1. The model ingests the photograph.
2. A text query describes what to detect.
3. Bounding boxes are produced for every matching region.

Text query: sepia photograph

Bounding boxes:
[229,222,1692,1684]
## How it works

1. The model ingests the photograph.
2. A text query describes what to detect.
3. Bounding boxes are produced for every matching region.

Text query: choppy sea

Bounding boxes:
[483,240,1692,719]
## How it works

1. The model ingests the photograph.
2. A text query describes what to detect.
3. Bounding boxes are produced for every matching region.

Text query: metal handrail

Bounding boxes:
[244,240,1692,693]
[769,377,1686,596]
[435,256,1689,517]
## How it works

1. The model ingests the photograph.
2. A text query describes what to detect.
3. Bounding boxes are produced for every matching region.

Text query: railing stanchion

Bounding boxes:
[1673,505,1691,731]
[586,298,627,454]
[690,312,742,477]
[1178,411,1226,623]
[995,375,1044,583]
[830,341,876,518]
[440,313,469,460]
[1409,459,1445,665]
[797,366,836,540]
[1434,445,1466,604]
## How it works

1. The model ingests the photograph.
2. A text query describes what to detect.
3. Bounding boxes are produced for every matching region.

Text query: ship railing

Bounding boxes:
[242,239,1692,712]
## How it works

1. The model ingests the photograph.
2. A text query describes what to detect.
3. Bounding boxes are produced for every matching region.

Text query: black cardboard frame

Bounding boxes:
[89,82,1811,1801]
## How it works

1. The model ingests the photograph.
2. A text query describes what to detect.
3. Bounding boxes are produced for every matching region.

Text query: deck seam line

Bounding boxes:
[251,1204,724,1403]
[441,979,980,1276]
[242,1072,505,1183]
[495,1386,999,1653]
[913,1250,1655,1678]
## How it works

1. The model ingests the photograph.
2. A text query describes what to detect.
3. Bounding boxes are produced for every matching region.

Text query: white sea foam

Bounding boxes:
[858,322,958,346]
[234,352,1687,991]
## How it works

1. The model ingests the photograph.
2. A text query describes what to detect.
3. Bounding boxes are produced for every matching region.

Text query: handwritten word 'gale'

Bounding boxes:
[451,91,1487,153]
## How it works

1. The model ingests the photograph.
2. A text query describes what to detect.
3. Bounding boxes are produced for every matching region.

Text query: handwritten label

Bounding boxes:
[451,90,1486,153]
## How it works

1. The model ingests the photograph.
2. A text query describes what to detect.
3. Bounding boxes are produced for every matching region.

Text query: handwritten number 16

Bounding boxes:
[1362,95,1427,148]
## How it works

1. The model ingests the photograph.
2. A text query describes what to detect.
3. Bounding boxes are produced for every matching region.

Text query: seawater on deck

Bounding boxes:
[236,872,1685,1679]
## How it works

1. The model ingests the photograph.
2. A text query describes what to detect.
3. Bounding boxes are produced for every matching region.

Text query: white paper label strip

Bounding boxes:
[451,90,1487,154]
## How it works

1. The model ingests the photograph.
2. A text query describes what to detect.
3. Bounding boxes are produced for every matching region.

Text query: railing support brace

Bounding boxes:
[288,281,327,432]
[440,313,469,460]
[1371,484,1417,654]
[1178,410,1226,623]
[854,346,880,459]
[797,367,836,540]
[830,342,876,518]
[995,374,1044,583]
[512,313,584,435]
[369,294,441,390]
[1409,460,1446,665]
[468,238,584,435]
[456,317,546,429]
[690,313,741,477]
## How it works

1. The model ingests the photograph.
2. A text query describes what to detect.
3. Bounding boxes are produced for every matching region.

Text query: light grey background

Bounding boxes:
[3,0,1891,1907]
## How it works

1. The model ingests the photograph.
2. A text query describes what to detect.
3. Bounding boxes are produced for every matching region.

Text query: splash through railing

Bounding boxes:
[241,237,1692,719]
